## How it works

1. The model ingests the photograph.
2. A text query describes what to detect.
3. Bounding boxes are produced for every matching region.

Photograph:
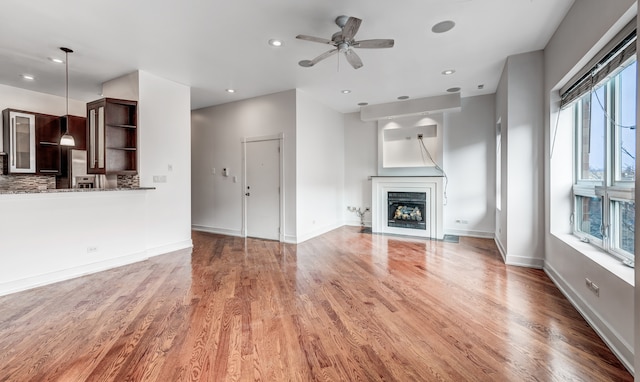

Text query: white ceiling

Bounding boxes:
[0,0,574,113]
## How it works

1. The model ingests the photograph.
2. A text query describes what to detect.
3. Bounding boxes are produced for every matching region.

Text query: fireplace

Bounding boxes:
[372,176,444,239]
[387,192,426,230]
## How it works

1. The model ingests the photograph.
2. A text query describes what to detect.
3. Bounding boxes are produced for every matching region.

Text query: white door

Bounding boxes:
[246,139,280,240]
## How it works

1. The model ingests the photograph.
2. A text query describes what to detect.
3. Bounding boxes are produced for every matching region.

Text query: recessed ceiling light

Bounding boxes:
[341,89,351,94]
[268,39,283,47]
[447,87,461,93]
[21,74,35,80]
[358,102,368,106]
[397,96,409,100]
[432,20,456,34]
[48,57,64,64]
[441,69,455,75]
[226,88,235,93]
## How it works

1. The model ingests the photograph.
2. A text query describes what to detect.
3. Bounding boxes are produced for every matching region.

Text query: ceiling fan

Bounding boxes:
[296,15,394,70]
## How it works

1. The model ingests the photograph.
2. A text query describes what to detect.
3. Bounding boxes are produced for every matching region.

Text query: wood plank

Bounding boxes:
[0,227,632,381]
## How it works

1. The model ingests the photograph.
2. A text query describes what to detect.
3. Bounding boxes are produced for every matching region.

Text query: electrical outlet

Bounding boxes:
[153,175,167,183]
[585,278,600,297]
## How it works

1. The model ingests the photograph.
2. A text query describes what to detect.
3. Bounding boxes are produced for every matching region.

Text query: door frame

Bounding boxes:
[241,133,285,242]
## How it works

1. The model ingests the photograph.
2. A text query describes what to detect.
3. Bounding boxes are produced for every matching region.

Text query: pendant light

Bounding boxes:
[59,47,75,147]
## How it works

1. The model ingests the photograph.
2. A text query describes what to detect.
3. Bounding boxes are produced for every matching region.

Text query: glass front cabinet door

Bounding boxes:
[2,110,36,173]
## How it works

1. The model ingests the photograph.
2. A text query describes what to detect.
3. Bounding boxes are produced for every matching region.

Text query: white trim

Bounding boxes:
[495,236,507,263]
[0,250,149,297]
[295,222,343,244]
[145,240,193,257]
[192,224,243,238]
[0,242,194,297]
[505,255,545,269]
[444,228,494,239]
[544,263,634,374]
[283,235,297,244]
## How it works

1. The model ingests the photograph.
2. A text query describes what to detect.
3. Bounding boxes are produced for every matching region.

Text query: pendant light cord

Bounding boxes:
[65,49,69,117]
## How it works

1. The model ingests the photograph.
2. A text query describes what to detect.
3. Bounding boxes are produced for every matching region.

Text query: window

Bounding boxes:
[570,56,636,260]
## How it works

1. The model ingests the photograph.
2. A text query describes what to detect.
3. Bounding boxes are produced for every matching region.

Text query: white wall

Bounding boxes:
[494,51,545,268]
[137,71,193,254]
[0,84,87,151]
[495,64,508,250]
[191,90,297,240]
[443,94,496,238]
[0,71,193,295]
[343,112,376,226]
[507,51,545,267]
[343,97,496,234]
[543,0,636,373]
[295,90,345,242]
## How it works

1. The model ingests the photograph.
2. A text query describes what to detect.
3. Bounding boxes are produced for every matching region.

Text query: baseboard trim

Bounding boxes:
[505,255,544,269]
[0,250,148,297]
[0,240,194,297]
[145,239,193,257]
[296,222,342,243]
[444,228,494,239]
[495,236,507,263]
[192,225,243,238]
[544,263,634,375]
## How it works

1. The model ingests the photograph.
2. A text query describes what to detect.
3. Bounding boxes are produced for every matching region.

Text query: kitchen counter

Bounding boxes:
[0,187,155,195]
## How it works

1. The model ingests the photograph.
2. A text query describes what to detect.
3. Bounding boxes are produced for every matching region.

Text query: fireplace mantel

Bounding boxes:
[371,176,444,239]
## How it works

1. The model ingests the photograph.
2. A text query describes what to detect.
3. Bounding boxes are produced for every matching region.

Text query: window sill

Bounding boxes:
[552,233,634,287]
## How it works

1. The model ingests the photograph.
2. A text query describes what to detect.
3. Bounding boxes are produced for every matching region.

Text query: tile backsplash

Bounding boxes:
[0,155,55,190]
[1,155,140,191]
[117,174,140,188]
[0,173,56,191]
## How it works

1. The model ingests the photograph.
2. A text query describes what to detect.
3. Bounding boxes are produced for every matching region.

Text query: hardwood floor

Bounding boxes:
[0,227,632,381]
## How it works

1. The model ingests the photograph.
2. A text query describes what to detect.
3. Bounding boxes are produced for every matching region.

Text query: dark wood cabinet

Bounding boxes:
[87,98,137,175]
[3,109,36,174]
[35,113,61,175]
[2,108,65,175]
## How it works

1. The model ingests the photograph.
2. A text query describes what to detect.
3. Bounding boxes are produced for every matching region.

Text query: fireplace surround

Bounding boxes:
[372,176,444,239]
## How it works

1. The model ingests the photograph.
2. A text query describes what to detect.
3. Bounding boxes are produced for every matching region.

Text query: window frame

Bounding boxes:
[571,57,636,262]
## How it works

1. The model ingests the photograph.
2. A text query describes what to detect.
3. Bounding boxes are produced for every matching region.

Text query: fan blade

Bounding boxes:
[354,39,395,49]
[344,49,363,69]
[308,49,339,66]
[341,17,362,41]
[296,35,333,45]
